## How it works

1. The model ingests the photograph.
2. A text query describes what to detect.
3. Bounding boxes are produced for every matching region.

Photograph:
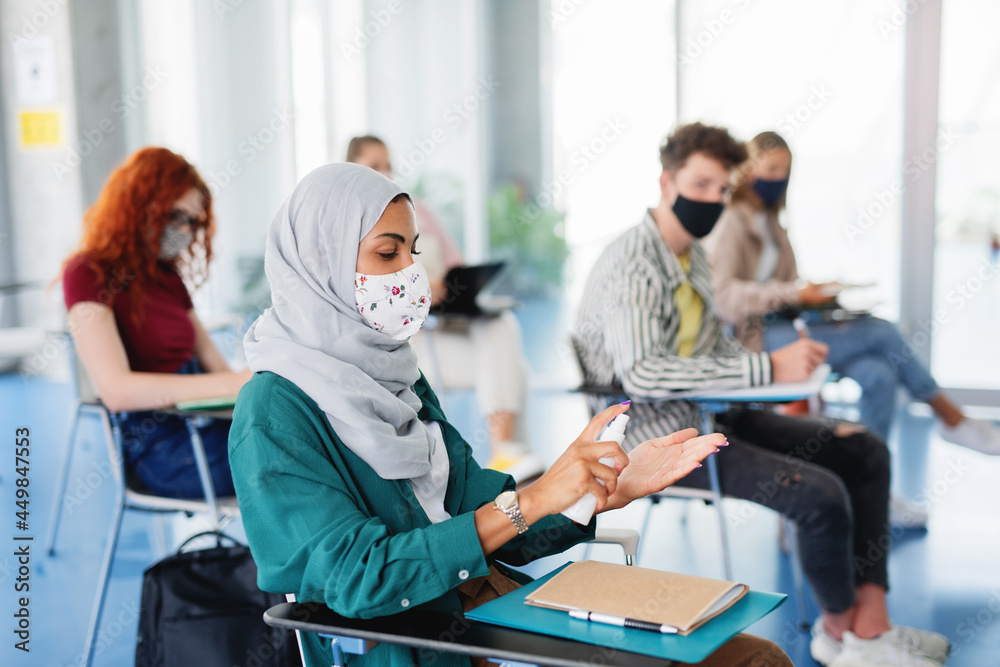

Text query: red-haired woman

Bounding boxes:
[61,147,251,498]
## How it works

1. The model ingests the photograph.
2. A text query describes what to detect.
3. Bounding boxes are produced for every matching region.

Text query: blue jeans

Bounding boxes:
[118,358,235,499]
[764,316,940,440]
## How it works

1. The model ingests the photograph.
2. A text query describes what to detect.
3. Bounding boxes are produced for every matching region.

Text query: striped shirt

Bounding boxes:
[573,211,772,449]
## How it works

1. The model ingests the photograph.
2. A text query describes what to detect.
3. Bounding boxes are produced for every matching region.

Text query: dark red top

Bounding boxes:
[63,256,196,373]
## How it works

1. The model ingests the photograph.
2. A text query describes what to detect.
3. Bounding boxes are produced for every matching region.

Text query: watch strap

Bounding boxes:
[502,505,529,535]
[495,492,529,534]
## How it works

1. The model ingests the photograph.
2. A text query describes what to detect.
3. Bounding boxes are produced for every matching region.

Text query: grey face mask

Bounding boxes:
[159,225,193,260]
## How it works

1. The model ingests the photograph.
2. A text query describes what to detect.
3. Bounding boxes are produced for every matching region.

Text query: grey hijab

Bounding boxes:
[243,163,434,480]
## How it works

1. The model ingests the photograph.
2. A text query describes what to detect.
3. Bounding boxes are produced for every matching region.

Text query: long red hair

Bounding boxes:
[62,147,214,319]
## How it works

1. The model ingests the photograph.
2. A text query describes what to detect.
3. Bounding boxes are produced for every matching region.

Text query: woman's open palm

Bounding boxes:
[605,428,726,510]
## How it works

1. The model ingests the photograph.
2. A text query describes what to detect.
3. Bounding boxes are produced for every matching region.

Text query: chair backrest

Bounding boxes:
[64,332,101,404]
[567,336,627,414]
[63,331,238,511]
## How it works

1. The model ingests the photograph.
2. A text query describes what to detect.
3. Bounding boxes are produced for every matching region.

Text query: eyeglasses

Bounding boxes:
[169,209,206,228]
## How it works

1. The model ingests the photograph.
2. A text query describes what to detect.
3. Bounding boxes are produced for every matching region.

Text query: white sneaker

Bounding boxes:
[810,619,844,665]
[889,495,928,530]
[486,442,545,484]
[882,626,950,664]
[830,630,942,666]
[811,620,949,666]
[938,418,1000,455]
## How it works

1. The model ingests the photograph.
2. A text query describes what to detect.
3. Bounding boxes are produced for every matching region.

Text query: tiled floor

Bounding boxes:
[2,307,999,665]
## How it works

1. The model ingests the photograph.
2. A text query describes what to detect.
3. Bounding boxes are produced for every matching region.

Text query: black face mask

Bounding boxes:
[672,193,724,239]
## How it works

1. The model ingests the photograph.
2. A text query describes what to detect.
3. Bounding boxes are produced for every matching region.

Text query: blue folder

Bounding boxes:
[465,563,787,663]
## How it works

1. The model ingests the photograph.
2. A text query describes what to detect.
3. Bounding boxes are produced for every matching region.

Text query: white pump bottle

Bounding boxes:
[561,414,629,525]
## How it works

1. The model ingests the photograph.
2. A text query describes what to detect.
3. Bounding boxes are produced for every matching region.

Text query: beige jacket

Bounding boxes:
[703,201,800,352]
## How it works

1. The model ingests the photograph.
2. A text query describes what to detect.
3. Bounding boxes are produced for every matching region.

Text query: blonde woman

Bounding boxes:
[707,131,1000,458]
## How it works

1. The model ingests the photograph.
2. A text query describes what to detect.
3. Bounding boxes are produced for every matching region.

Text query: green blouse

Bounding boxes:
[229,371,596,666]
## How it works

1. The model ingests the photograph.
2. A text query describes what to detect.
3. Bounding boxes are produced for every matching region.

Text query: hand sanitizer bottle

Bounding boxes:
[561,414,630,524]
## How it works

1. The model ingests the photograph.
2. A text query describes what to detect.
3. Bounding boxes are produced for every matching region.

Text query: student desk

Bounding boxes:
[264,601,684,666]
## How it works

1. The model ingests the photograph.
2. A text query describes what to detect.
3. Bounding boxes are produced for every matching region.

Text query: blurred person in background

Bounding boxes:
[61,147,251,498]
[705,131,1000,464]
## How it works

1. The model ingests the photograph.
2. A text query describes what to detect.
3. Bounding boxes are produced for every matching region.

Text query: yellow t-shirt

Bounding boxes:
[674,253,703,357]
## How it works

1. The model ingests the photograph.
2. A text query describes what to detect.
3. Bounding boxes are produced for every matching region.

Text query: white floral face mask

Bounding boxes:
[355,261,432,340]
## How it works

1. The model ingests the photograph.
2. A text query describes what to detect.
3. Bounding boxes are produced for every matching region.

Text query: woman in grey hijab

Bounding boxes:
[229,164,782,667]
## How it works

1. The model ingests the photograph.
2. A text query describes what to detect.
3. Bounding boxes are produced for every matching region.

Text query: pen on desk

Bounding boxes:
[568,609,679,634]
[792,317,810,339]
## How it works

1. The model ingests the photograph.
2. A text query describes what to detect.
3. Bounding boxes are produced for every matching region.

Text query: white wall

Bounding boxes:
[0,0,84,329]
[137,0,297,313]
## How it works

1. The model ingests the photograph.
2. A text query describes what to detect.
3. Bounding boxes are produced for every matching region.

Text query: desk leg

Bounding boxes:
[700,407,733,581]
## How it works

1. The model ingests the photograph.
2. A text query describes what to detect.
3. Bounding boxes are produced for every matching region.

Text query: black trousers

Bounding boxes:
[674,408,891,614]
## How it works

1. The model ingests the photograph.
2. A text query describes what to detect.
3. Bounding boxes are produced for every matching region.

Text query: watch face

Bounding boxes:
[495,490,517,510]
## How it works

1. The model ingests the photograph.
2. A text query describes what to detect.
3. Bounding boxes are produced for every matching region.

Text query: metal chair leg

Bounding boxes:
[185,417,220,528]
[705,453,733,581]
[82,484,126,667]
[45,401,83,555]
[701,407,733,581]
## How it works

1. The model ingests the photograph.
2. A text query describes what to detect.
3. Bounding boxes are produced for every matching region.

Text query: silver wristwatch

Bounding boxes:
[494,490,529,534]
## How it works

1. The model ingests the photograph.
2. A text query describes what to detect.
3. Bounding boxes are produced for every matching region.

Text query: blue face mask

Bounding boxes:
[752,178,789,208]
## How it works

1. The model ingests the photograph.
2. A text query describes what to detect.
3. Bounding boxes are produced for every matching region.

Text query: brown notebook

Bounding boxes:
[524,561,748,635]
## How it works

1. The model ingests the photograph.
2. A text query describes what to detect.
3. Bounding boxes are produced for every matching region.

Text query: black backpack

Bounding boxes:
[135,531,302,667]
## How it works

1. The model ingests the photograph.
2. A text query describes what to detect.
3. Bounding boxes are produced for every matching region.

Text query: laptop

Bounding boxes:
[431,262,511,316]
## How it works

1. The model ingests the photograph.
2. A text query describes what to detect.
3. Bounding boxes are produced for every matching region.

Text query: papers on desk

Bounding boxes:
[465,562,786,663]
[667,363,831,402]
[524,561,747,636]
[835,288,883,313]
[817,281,876,297]
[174,396,239,411]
